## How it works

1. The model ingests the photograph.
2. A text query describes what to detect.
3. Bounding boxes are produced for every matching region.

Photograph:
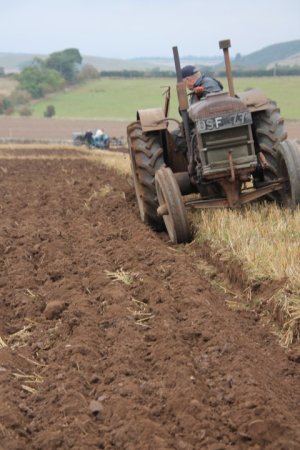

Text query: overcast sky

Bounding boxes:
[1,0,300,59]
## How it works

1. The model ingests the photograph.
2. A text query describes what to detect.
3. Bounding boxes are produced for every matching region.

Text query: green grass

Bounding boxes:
[31,79,178,120]
[223,77,300,121]
[30,76,300,120]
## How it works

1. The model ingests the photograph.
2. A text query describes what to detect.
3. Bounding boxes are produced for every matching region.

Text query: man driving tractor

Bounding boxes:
[181,65,223,103]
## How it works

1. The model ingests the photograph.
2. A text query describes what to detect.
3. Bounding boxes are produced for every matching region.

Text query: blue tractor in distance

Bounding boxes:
[72,129,110,149]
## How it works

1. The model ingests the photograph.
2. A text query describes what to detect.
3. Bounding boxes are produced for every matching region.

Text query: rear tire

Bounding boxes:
[252,101,287,200]
[127,122,165,230]
[277,140,300,209]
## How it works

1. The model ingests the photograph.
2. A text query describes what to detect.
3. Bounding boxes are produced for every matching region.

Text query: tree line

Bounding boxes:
[100,66,300,78]
[1,50,300,116]
[0,48,98,116]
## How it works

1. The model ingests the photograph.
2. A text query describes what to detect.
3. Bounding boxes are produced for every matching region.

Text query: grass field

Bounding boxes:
[30,76,300,121]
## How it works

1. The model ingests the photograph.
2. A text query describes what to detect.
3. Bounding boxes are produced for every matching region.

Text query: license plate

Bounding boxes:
[196,111,252,133]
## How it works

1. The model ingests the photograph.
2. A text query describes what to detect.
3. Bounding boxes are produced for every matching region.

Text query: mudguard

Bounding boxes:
[137,108,167,132]
[237,88,272,112]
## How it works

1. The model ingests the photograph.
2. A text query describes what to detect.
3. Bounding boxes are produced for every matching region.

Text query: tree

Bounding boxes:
[9,89,32,105]
[19,106,32,116]
[77,64,99,81]
[17,66,64,98]
[235,52,242,63]
[0,96,13,114]
[46,48,82,83]
[44,105,55,118]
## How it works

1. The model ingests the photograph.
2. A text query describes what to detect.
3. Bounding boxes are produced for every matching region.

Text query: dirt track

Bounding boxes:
[1,146,300,450]
[0,118,129,141]
[0,117,299,141]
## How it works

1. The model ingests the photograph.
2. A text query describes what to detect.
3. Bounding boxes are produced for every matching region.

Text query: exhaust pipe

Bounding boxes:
[219,39,235,97]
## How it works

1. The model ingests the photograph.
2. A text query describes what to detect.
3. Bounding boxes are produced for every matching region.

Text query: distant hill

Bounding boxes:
[267,52,300,69]
[125,55,222,71]
[1,40,300,74]
[0,52,222,74]
[0,52,45,73]
[232,40,300,68]
[82,55,157,71]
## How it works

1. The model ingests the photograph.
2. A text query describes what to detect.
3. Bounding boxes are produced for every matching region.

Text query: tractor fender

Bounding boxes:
[237,88,273,112]
[137,108,167,132]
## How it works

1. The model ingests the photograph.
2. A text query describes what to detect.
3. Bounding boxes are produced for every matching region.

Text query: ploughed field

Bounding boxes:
[1,144,300,450]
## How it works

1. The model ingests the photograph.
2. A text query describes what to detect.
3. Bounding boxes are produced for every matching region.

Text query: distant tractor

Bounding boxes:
[127,39,300,243]
[73,130,110,149]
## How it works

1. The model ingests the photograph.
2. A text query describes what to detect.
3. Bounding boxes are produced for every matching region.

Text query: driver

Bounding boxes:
[181,65,223,104]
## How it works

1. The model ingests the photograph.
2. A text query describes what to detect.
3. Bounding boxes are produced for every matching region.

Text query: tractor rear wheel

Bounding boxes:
[277,140,300,209]
[127,122,165,230]
[155,167,191,244]
[252,101,287,200]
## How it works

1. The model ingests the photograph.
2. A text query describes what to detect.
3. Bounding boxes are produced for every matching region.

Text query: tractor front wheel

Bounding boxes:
[155,167,191,244]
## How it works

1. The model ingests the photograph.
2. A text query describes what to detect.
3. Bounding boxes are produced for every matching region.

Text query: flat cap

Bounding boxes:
[181,65,198,78]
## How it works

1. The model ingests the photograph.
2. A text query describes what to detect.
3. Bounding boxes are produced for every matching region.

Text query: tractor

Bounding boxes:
[73,130,110,149]
[127,39,300,243]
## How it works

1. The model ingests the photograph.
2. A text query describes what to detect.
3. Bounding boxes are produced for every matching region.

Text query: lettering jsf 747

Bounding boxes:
[196,111,252,134]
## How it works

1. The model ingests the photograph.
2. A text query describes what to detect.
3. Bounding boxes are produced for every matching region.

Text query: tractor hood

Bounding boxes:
[188,92,248,122]
[188,89,271,123]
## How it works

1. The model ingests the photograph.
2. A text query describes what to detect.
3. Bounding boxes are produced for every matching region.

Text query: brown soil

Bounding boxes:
[1,146,300,450]
[0,117,299,141]
[0,118,130,141]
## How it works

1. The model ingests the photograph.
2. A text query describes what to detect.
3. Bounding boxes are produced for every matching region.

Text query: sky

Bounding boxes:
[1,0,300,59]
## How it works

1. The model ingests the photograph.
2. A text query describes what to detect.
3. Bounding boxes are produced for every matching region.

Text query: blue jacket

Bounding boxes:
[190,74,223,104]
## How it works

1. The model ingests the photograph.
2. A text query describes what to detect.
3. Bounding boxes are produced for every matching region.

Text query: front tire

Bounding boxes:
[155,167,191,244]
